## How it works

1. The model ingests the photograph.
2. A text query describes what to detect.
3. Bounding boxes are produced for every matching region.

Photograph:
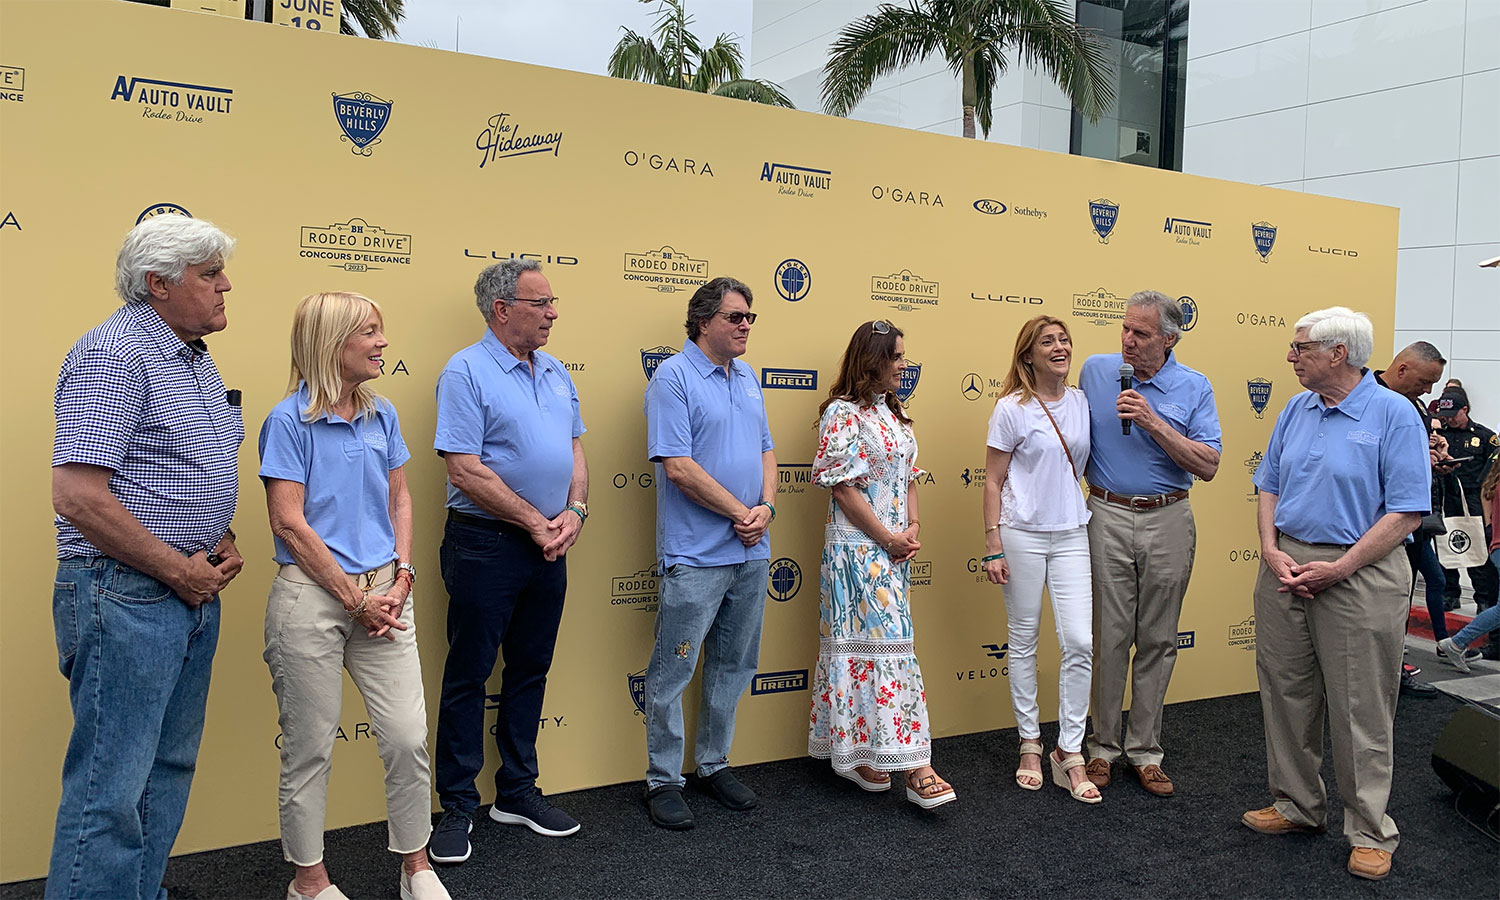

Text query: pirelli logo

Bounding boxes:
[751,669,809,695]
[762,368,818,390]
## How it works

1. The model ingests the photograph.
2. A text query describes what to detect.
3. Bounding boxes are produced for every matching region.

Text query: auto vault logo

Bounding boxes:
[870,269,939,312]
[640,346,679,381]
[777,463,813,496]
[1089,198,1119,243]
[110,74,233,124]
[475,111,563,168]
[624,245,710,294]
[1164,216,1212,245]
[332,91,392,156]
[1252,221,1278,261]
[1072,287,1127,326]
[760,161,832,199]
[299,218,411,272]
[762,368,818,391]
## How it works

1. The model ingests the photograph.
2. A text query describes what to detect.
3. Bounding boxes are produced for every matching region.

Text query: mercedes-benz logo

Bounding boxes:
[961,373,983,401]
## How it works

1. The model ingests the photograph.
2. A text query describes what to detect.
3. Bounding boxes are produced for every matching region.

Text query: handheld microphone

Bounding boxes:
[1118,364,1134,435]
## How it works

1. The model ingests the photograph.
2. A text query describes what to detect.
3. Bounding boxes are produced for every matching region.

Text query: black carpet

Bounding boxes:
[6,690,1495,899]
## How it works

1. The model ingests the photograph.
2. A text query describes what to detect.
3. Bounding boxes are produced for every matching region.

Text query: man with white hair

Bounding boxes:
[1242,307,1429,882]
[48,215,245,898]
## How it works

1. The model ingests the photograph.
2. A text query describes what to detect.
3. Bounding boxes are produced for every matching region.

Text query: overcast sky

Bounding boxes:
[393,0,755,76]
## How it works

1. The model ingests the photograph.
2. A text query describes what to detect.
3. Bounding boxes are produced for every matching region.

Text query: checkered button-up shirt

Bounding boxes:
[53,302,243,559]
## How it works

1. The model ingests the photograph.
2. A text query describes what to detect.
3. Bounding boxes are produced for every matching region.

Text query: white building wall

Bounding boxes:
[752,0,1499,426]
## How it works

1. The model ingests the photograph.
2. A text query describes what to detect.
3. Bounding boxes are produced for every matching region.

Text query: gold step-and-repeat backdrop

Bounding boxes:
[0,0,1397,880]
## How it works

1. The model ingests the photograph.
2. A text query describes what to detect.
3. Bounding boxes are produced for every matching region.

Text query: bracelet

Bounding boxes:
[347,595,369,620]
[565,504,586,523]
[984,524,1000,533]
[982,553,1006,562]
[758,500,776,520]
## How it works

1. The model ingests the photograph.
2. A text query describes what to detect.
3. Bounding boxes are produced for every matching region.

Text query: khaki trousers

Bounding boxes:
[264,564,433,865]
[1085,496,1196,767]
[1254,535,1408,851]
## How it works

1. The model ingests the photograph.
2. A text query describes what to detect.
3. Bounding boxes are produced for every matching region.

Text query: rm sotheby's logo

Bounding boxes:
[1089,198,1120,243]
[299,218,411,272]
[871,186,943,208]
[760,161,832,198]
[768,558,802,602]
[0,65,24,103]
[475,111,563,168]
[332,91,392,156]
[870,269,939,312]
[1251,221,1278,261]
[1164,216,1212,245]
[1247,378,1273,419]
[136,203,191,225]
[762,368,818,391]
[897,363,922,404]
[751,670,809,695]
[972,199,1007,215]
[610,566,660,613]
[623,245,710,294]
[623,151,712,176]
[110,74,233,124]
[640,346,679,381]
[1072,287,1127,326]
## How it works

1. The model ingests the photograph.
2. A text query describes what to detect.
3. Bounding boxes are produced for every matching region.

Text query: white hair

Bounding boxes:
[115,215,236,304]
[1294,306,1373,368]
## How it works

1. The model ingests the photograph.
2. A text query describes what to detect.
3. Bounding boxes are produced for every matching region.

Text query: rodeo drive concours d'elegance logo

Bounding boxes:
[476,110,563,168]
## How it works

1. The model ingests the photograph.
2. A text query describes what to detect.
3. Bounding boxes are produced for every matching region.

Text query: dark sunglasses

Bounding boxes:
[718,311,757,325]
[871,319,893,334]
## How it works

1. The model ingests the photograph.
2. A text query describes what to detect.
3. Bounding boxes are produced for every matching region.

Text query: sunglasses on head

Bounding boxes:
[871,319,892,334]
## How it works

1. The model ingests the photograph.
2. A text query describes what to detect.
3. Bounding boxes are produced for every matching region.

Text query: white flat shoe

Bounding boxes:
[836,765,892,792]
[401,868,452,900]
[287,882,349,900]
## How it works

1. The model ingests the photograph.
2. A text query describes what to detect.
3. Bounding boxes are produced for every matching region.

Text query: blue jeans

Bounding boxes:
[1452,549,1500,648]
[644,559,768,789]
[434,517,567,814]
[1406,536,1449,640]
[46,558,220,900]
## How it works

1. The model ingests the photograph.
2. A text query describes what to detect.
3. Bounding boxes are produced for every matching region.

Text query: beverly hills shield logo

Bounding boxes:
[1089,198,1120,243]
[1251,221,1278,262]
[640,346,678,382]
[1247,378,1273,418]
[332,91,393,156]
[897,362,922,405]
[628,669,648,716]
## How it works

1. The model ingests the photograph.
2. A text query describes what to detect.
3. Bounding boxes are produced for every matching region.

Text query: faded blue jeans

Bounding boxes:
[644,559,768,790]
[46,558,220,900]
[1452,549,1500,649]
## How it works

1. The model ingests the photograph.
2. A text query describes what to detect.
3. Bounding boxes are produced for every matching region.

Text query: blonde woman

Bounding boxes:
[982,315,1099,804]
[258,293,448,900]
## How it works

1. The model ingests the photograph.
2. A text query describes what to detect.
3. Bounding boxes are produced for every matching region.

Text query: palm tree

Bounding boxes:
[341,0,404,39]
[608,0,795,108]
[822,0,1114,139]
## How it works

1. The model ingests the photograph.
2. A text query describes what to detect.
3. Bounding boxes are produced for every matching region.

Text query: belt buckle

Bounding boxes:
[1129,494,1154,510]
[356,568,378,592]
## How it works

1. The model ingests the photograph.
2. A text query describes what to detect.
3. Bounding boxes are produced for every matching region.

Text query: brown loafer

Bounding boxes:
[1348,847,1392,881]
[1130,763,1173,796]
[1084,757,1112,789]
[1241,805,1322,835]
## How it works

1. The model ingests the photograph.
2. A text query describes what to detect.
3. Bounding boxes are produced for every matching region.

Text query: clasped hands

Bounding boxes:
[1264,547,1349,599]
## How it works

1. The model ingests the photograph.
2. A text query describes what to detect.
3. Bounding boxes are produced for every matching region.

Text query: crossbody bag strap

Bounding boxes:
[1037,396,1079,482]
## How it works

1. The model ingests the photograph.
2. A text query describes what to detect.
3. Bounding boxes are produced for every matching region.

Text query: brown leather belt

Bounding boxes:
[1088,484,1189,511]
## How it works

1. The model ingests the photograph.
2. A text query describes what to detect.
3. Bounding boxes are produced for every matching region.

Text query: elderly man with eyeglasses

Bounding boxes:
[428,258,589,863]
[641,276,778,830]
[1242,308,1430,882]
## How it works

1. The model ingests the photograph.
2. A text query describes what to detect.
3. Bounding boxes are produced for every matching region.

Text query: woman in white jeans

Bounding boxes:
[259,292,448,900]
[981,315,1099,804]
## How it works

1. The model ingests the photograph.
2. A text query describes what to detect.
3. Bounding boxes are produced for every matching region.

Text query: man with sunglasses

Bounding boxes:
[429,259,589,863]
[642,276,777,830]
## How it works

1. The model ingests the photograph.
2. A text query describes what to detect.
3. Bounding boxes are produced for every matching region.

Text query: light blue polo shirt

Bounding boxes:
[645,340,774,568]
[434,329,585,520]
[1081,351,1222,494]
[258,385,411,573]
[1254,368,1430,546]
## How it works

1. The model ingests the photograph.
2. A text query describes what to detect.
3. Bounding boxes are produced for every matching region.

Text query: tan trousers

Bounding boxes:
[1254,535,1408,851]
[264,564,433,865]
[1085,496,1196,767]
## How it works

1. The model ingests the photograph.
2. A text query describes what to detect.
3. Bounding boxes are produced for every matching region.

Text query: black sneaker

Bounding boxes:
[489,791,580,837]
[690,767,758,810]
[428,810,472,864]
[646,784,694,830]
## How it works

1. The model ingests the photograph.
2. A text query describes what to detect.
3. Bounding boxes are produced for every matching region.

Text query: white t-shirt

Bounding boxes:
[985,387,1091,531]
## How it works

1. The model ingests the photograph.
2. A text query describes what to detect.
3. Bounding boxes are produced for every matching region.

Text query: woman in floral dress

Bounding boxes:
[807,320,955,809]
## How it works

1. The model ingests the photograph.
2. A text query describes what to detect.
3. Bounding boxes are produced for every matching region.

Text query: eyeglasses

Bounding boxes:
[871,319,892,334]
[503,296,559,309]
[717,311,757,325]
[1288,339,1328,357]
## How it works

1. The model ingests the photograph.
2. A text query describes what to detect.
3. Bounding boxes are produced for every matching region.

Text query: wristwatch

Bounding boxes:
[566,501,589,522]
[397,561,417,582]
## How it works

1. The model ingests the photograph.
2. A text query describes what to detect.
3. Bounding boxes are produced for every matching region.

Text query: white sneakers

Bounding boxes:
[400,867,452,900]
